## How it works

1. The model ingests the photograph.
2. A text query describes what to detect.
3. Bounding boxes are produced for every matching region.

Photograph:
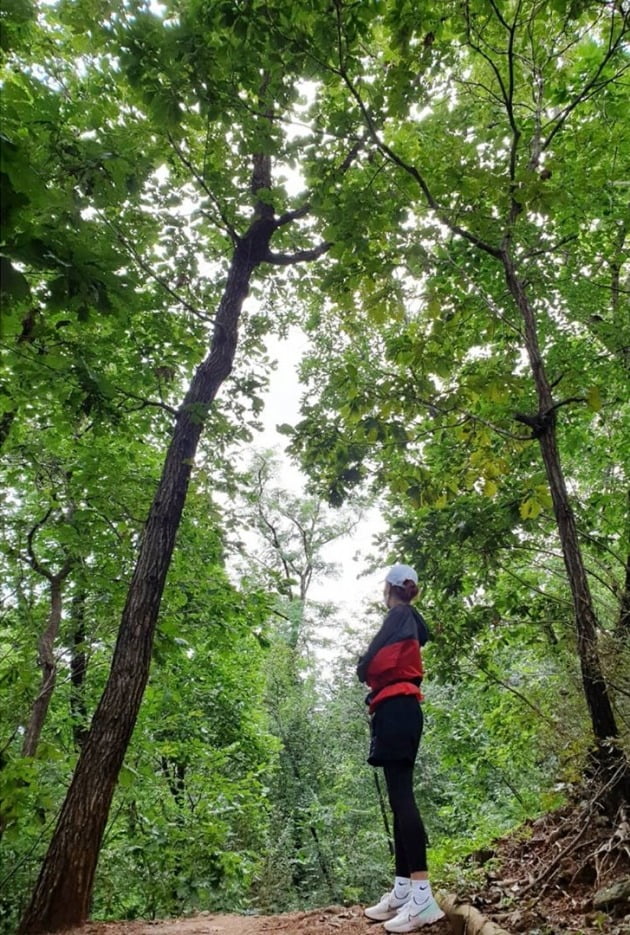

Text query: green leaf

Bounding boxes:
[519,497,542,520]
[586,386,602,412]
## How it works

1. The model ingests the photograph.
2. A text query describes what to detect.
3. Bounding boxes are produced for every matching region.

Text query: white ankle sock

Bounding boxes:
[410,880,432,905]
[393,876,411,900]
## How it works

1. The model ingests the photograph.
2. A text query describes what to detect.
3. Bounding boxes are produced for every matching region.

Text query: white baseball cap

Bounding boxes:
[385,563,418,587]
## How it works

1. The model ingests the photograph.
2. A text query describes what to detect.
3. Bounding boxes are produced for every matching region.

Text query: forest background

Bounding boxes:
[1,0,629,932]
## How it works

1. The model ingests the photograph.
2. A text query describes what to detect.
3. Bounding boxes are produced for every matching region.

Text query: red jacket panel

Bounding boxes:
[357,604,429,713]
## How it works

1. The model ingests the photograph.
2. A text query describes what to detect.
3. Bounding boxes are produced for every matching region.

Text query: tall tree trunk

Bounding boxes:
[18,217,276,934]
[503,253,630,806]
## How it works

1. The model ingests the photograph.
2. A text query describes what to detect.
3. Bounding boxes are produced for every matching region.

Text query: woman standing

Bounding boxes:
[357,563,444,932]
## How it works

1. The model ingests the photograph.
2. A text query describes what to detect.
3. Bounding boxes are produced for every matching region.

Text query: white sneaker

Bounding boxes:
[364,889,410,921]
[384,896,445,932]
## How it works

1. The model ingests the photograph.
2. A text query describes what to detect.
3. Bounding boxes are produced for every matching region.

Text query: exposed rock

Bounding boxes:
[593,878,630,911]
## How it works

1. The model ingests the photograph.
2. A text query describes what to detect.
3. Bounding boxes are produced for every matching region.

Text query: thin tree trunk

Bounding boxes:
[22,560,73,758]
[503,253,629,805]
[616,490,630,639]
[537,426,619,744]
[70,589,89,751]
[616,552,630,638]
[18,215,278,934]
[160,756,187,811]
[21,580,63,758]
[160,756,187,908]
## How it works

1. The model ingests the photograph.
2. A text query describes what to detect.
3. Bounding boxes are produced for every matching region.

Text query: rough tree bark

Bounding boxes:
[18,159,327,930]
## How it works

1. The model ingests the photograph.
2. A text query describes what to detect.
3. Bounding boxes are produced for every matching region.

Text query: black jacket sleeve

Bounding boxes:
[356,606,409,683]
[412,607,431,646]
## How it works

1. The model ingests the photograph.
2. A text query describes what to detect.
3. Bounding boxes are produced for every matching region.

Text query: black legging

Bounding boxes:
[383,762,428,875]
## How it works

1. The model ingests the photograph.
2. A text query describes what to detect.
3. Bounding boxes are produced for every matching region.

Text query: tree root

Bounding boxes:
[439,894,513,935]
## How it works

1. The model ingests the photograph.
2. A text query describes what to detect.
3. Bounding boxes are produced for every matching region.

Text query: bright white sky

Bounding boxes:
[249,328,388,611]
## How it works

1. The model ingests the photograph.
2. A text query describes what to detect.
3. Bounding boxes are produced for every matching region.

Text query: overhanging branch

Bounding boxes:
[276,204,311,226]
[266,242,331,265]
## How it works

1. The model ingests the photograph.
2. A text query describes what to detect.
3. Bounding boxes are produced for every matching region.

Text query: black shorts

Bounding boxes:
[368,694,423,767]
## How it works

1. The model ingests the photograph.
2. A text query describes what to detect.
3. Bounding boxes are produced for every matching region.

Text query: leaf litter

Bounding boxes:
[459,796,630,934]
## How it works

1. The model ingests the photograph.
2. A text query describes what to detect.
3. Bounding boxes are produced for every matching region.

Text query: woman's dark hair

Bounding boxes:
[389,580,419,603]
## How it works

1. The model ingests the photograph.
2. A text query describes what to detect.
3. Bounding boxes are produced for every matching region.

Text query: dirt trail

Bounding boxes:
[69,906,454,935]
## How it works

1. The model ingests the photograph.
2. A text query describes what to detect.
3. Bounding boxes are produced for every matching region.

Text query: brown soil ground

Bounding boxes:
[66,907,451,935]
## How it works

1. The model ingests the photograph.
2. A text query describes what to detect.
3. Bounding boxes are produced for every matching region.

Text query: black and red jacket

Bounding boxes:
[357,604,430,713]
